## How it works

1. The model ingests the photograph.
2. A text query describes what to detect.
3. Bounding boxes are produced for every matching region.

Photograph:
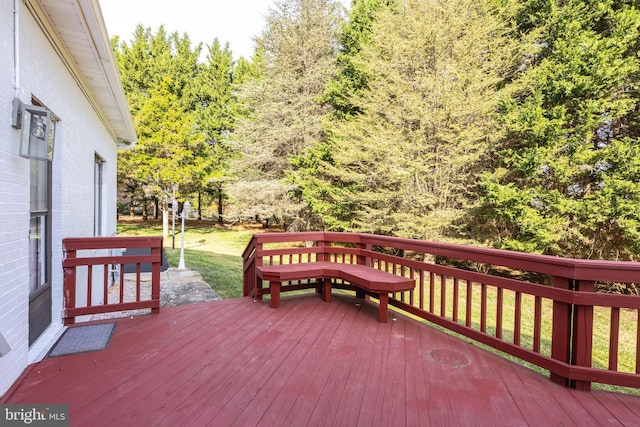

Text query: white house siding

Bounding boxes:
[0,0,31,398]
[0,1,123,396]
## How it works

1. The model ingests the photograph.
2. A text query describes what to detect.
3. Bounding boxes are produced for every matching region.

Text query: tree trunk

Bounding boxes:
[162,198,169,238]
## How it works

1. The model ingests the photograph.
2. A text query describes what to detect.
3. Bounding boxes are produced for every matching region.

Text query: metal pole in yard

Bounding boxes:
[172,187,176,249]
[178,200,191,270]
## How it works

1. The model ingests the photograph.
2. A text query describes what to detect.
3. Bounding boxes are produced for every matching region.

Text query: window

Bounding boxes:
[28,160,48,294]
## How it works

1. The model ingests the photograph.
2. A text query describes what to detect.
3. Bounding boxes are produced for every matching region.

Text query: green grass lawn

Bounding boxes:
[117,220,256,299]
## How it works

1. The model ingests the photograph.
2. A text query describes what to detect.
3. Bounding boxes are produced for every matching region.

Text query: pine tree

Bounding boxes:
[477,0,640,259]
[295,0,518,238]
[229,0,343,225]
[322,0,394,119]
[113,27,215,224]
[187,40,239,221]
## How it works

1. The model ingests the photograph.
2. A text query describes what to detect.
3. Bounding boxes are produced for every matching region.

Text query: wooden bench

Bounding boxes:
[256,261,415,323]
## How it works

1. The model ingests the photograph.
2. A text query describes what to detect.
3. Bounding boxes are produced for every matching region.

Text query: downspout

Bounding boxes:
[13,0,20,98]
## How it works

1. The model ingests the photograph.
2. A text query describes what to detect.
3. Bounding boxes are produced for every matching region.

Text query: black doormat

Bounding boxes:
[47,323,116,358]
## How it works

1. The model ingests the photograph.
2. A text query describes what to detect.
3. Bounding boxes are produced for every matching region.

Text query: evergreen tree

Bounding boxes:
[187,40,239,221]
[113,26,215,224]
[477,0,640,259]
[322,0,393,119]
[229,0,343,225]
[295,0,518,238]
[292,0,393,231]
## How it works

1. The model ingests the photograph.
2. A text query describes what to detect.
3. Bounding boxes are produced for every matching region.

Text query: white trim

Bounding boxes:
[27,322,65,364]
[78,0,137,144]
[23,0,136,145]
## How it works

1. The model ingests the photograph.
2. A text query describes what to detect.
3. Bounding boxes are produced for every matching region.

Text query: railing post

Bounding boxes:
[317,239,329,262]
[571,279,595,391]
[242,237,256,297]
[316,238,329,294]
[243,264,251,297]
[255,241,263,301]
[550,276,572,386]
[358,242,372,268]
[150,242,161,315]
[359,238,372,300]
[62,246,77,326]
[356,242,368,266]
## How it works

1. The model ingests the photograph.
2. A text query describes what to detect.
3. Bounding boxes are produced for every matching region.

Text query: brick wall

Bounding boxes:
[0,3,119,396]
[0,0,31,397]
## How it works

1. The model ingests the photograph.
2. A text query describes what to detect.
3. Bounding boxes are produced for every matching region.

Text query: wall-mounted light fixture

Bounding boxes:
[11,97,54,161]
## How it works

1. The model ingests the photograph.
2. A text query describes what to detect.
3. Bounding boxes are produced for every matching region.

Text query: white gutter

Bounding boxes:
[13,0,20,98]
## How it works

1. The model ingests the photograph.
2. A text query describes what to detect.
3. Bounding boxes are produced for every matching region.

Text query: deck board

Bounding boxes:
[332,306,379,427]
[274,299,351,426]
[3,294,640,426]
[150,299,308,425]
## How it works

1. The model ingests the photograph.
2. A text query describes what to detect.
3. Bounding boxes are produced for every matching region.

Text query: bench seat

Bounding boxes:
[256,261,415,322]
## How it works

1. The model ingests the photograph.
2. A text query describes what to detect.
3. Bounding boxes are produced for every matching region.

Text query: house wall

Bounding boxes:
[0,3,118,396]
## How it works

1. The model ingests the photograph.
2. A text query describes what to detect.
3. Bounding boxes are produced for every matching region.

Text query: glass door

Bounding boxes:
[28,143,52,345]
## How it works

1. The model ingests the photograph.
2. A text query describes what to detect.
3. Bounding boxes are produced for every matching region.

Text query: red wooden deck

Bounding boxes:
[3,295,640,426]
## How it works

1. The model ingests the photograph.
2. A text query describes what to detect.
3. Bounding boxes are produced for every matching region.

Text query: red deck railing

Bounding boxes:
[62,236,163,325]
[242,231,640,391]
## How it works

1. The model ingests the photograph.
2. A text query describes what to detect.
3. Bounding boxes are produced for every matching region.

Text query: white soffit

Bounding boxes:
[30,0,137,146]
